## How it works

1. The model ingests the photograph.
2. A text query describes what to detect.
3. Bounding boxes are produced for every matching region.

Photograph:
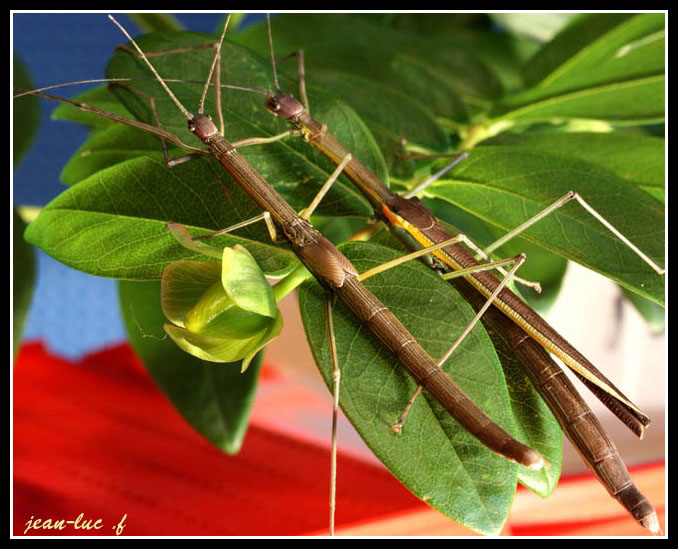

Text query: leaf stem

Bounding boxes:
[271,262,312,303]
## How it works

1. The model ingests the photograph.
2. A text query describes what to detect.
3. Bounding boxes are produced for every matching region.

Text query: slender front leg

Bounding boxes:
[325,290,341,537]
[391,253,528,433]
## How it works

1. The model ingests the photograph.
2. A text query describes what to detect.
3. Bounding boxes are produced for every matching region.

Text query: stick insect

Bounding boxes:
[246,15,664,534]
[111,13,665,534]
[14,13,568,536]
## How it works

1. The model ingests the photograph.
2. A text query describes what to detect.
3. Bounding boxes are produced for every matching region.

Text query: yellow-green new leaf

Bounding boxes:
[161,252,283,369]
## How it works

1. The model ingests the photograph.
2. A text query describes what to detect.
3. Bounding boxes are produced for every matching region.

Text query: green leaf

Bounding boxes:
[493,74,664,124]
[286,44,470,123]
[493,14,665,123]
[60,123,166,185]
[487,319,562,497]
[300,241,541,535]
[25,155,298,280]
[234,13,503,103]
[119,279,261,454]
[482,132,665,203]
[429,27,540,94]
[523,14,664,88]
[127,13,185,33]
[420,146,665,306]
[361,13,488,32]
[13,54,40,166]
[355,13,538,95]
[13,209,36,360]
[52,86,133,130]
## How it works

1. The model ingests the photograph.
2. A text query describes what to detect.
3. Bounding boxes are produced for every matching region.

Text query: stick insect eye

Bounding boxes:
[266,98,281,112]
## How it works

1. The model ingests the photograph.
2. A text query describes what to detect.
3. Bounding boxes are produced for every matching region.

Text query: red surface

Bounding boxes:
[12,342,665,537]
[12,342,423,536]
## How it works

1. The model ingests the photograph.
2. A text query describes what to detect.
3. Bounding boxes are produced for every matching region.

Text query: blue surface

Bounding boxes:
[13,13,266,358]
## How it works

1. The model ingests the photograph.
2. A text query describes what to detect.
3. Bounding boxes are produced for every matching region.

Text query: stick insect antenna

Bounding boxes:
[107,14,194,121]
[218,82,272,97]
[267,13,281,91]
[198,14,232,115]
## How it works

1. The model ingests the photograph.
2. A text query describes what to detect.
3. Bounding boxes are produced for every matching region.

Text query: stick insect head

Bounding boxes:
[264,91,305,120]
[263,14,306,121]
[189,114,220,141]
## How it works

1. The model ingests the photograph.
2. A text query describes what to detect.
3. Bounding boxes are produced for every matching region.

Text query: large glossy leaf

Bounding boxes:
[299,241,560,534]
[119,279,262,454]
[482,132,665,203]
[13,54,40,165]
[523,14,664,88]
[281,44,470,123]
[493,74,664,124]
[420,146,665,306]
[13,209,36,360]
[493,14,665,123]
[234,13,504,104]
[425,26,540,94]
[300,243,517,533]
[351,13,537,96]
[59,122,166,185]
[25,155,298,280]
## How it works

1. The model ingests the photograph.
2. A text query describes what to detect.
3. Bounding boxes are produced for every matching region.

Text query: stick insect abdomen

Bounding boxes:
[384,195,651,437]
[454,276,659,533]
[335,274,543,469]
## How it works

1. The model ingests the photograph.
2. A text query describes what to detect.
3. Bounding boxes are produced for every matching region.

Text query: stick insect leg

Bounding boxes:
[325,290,341,536]
[358,233,534,288]
[406,155,663,277]
[481,191,665,276]
[107,81,174,164]
[167,211,283,260]
[168,151,353,254]
[392,253,527,433]
[299,154,352,221]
